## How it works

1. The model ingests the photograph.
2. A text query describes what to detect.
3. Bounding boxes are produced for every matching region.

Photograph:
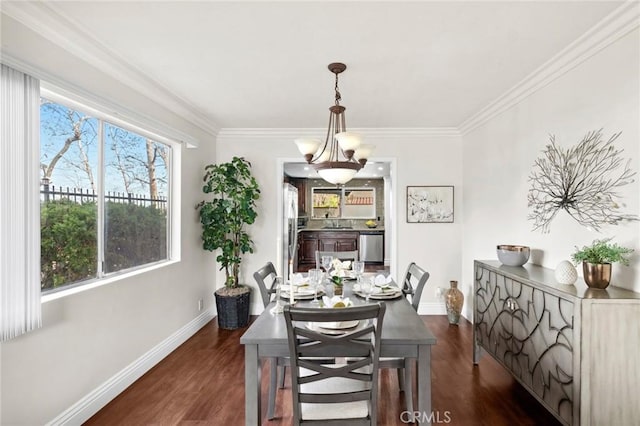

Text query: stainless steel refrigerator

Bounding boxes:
[283,183,298,280]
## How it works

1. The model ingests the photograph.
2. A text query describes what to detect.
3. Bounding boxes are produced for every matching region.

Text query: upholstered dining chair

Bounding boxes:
[253,262,287,419]
[284,303,386,426]
[315,250,359,269]
[380,262,430,413]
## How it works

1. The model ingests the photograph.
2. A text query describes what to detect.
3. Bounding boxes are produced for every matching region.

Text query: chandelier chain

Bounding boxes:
[334,72,342,106]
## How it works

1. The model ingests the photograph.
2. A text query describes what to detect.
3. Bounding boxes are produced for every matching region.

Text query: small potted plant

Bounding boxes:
[329,258,351,296]
[571,238,633,289]
[196,157,260,329]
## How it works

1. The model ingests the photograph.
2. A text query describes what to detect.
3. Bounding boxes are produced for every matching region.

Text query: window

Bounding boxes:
[311,187,376,219]
[40,98,171,293]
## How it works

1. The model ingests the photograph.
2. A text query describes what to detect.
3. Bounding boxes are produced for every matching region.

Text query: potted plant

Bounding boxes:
[196,157,260,329]
[329,258,351,296]
[571,238,633,289]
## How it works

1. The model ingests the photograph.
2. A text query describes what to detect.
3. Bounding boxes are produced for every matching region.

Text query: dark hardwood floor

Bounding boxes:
[85,316,561,425]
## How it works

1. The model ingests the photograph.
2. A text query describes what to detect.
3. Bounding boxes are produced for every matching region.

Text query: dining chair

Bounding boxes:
[380,262,430,413]
[254,261,278,308]
[284,303,386,426]
[315,250,359,269]
[253,262,287,420]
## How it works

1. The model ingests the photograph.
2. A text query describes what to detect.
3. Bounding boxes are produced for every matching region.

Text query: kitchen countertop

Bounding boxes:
[298,227,384,232]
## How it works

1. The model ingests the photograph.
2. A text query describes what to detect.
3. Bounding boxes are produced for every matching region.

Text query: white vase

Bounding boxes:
[555,260,577,285]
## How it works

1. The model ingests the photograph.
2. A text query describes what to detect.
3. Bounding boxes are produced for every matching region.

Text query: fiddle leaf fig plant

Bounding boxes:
[196,157,260,289]
[571,238,634,266]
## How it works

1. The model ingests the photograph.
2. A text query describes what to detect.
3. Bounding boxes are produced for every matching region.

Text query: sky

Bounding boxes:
[40,99,168,199]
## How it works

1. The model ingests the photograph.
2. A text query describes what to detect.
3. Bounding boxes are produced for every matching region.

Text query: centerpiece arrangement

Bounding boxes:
[329,258,352,296]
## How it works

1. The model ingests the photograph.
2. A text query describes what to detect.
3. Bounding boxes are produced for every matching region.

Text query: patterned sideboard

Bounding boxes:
[473,260,640,426]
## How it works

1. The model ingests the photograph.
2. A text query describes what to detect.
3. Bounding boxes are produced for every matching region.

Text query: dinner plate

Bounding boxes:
[355,290,403,300]
[307,320,363,335]
[319,320,359,330]
[280,284,310,291]
[281,290,323,300]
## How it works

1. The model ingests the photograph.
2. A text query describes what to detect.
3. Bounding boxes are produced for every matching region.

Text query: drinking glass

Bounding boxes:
[361,277,374,303]
[353,261,365,283]
[270,277,284,314]
[321,255,333,274]
[307,268,322,306]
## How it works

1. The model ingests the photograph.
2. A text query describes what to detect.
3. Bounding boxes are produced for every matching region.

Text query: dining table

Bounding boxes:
[239,279,437,425]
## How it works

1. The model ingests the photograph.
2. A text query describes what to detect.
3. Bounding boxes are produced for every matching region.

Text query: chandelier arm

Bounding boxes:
[311,111,334,163]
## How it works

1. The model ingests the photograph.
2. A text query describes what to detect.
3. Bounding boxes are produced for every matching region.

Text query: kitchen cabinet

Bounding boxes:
[297,231,358,271]
[473,260,640,426]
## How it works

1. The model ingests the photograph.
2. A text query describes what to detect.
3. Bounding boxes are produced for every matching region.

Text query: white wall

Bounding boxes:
[0,16,216,425]
[462,29,640,318]
[216,131,463,315]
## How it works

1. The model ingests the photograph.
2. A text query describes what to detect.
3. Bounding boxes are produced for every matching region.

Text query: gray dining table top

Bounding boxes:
[240,294,437,347]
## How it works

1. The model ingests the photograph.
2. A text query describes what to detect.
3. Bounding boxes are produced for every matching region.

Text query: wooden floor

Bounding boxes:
[85,316,561,425]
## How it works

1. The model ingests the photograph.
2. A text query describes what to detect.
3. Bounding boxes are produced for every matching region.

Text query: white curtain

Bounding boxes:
[0,64,41,341]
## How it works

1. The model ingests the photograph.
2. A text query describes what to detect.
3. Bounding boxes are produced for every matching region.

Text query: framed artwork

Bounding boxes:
[407,186,454,223]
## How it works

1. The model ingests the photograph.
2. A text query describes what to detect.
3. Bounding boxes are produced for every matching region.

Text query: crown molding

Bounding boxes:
[1,1,218,136]
[2,52,202,148]
[459,0,640,135]
[217,127,461,139]
[3,1,636,140]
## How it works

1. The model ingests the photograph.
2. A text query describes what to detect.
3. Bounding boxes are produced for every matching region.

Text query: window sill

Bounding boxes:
[41,259,180,303]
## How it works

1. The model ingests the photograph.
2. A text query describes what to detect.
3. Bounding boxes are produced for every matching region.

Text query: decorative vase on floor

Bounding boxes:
[445,280,464,325]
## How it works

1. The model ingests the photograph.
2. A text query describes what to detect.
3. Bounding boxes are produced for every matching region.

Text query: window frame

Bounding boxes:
[311,186,376,219]
[40,87,181,301]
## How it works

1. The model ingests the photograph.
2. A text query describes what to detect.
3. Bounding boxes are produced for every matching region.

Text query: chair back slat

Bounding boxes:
[253,262,278,308]
[401,262,430,311]
[315,250,359,269]
[284,304,385,425]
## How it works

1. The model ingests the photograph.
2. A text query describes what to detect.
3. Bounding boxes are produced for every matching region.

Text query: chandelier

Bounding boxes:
[294,62,374,185]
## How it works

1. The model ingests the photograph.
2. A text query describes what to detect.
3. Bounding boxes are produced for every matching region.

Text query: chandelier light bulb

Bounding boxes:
[335,132,362,158]
[295,138,322,162]
[354,143,375,165]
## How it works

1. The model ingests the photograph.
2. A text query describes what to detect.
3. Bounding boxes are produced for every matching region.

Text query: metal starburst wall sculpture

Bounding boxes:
[528,129,638,233]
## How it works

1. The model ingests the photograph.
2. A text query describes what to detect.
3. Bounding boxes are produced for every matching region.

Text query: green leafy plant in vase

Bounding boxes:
[329,258,351,296]
[571,238,633,289]
[330,275,344,296]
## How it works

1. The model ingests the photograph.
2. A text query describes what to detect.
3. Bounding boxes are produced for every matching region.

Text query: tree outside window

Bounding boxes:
[40,98,171,292]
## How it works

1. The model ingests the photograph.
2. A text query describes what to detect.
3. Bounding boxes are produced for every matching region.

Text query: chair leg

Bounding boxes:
[404,358,414,414]
[267,358,277,419]
[278,364,286,389]
[397,367,405,391]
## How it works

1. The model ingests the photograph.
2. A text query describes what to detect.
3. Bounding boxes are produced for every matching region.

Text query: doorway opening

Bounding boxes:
[278,159,396,280]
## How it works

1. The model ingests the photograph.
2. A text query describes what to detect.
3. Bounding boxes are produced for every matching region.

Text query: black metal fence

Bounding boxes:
[40,184,167,209]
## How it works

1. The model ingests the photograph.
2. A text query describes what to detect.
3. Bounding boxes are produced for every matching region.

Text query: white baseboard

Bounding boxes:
[418,302,473,324]
[47,308,215,426]
[417,301,447,315]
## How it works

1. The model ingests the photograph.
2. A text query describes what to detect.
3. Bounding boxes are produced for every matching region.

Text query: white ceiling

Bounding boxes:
[13,0,622,131]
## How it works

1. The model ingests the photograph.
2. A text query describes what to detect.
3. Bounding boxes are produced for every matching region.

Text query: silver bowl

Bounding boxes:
[497,245,530,266]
